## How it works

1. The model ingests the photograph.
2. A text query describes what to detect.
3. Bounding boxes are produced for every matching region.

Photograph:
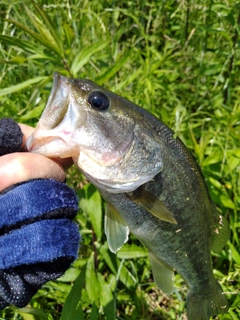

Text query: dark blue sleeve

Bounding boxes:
[0,119,80,309]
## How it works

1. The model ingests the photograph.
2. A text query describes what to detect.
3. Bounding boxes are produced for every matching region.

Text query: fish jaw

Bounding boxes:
[26,73,82,158]
[26,124,79,158]
[74,153,161,193]
[36,72,70,130]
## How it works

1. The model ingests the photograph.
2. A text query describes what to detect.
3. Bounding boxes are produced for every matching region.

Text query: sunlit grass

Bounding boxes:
[0,0,239,319]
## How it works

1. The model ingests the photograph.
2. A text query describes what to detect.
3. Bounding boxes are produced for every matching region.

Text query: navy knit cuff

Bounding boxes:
[0,118,23,156]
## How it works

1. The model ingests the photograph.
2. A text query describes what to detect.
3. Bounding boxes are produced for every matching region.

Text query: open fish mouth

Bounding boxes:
[39,73,70,130]
[26,74,79,157]
[27,134,68,156]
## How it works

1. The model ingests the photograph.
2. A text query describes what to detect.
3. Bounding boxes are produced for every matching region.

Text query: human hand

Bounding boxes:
[0,119,80,309]
[0,122,73,192]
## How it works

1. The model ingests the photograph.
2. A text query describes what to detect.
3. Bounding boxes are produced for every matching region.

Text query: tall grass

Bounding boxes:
[0,1,239,319]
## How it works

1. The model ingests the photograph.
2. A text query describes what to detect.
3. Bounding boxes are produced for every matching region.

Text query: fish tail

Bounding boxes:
[186,280,228,320]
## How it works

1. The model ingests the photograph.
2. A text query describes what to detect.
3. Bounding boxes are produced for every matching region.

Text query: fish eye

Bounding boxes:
[88,91,110,111]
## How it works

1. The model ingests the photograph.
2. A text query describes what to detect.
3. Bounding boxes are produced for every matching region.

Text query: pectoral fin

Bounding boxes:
[149,253,174,294]
[132,189,177,224]
[211,215,230,253]
[104,203,129,254]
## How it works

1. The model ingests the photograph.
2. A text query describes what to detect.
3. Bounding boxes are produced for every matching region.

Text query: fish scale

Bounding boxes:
[26,72,230,320]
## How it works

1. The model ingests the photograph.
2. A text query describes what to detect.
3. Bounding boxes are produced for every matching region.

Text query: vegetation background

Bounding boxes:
[0,0,239,319]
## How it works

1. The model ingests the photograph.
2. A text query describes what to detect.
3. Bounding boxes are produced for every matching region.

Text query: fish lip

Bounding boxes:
[52,72,62,92]
[49,72,69,103]
[39,72,71,130]
[27,134,78,158]
[53,72,71,91]
[26,133,66,154]
[26,73,78,155]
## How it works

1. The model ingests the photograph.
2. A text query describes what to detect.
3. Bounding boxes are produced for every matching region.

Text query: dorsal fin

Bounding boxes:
[211,215,230,253]
[104,203,129,254]
[131,189,177,224]
[149,252,174,294]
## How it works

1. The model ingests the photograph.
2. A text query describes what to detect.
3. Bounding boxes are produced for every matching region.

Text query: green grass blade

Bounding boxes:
[24,6,63,57]
[100,243,137,290]
[31,0,63,51]
[117,244,148,259]
[0,35,43,54]
[17,307,48,320]
[61,264,86,320]
[70,41,109,76]
[86,252,100,307]
[5,18,62,57]
[96,51,132,84]
[228,242,240,264]
[18,105,44,121]
[89,303,98,320]
[0,76,47,96]
[63,23,74,48]
[97,272,115,320]
[0,56,27,64]
[78,184,102,240]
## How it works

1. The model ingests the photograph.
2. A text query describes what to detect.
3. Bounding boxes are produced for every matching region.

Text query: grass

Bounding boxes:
[0,0,239,319]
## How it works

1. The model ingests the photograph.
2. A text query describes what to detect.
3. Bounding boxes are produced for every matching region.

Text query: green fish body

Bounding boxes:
[27,73,229,320]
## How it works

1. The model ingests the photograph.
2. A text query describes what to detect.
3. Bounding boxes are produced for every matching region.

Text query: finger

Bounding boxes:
[51,157,73,170]
[18,124,34,146]
[0,153,66,192]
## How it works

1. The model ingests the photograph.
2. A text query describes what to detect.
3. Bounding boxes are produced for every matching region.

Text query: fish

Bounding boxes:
[26,72,230,320]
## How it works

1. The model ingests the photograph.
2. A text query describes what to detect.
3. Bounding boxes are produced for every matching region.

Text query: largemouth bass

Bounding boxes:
[26,73,230,320]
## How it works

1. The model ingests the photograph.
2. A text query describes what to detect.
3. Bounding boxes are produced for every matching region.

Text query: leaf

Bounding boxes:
[18,307,48,320]
[0,77,47,97]
[31,1,63,51]
[96,51,131,84]
[63,23,74,48]
[208,177,222,190]
[225,155,240,175]
[78,184,102,239]
[202,150,223,166]
[232,295,240,309]
[100,243,137,290]
[0,56,27,64]
[61,264,86,320]
[6,17,62,57]
[97,272,115,320]
[220,194,235,209]
[89,303,98,320]
[117,244,148,259]
[70,41,109,75]
[86,252,100,307]
[0,35,43,55]
[202,64,223,76]
[228,242,240,264]
[25,5,63,56]
[225,12,236,27]
[57,267,81,282]
[19,105,44,121]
